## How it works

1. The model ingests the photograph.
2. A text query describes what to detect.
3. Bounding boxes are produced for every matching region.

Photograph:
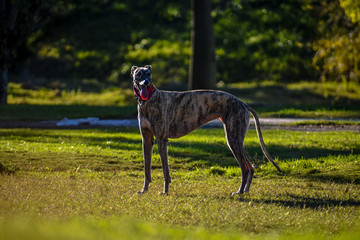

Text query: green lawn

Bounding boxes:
[0,128,359,239]
[2,81,360,121]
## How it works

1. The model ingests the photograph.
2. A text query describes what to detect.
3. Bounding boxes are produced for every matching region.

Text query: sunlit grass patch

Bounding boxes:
[2,216,359,240]
[287,81,360,102]
[287,119,360,126]
[229,80,360,103]
[0,128,359,239]
[0,171,359,237]
[2,80,360,121]
[259,107,360,119]
[7,83,135,106]
[226,81,360,119]
[0,128,359,175]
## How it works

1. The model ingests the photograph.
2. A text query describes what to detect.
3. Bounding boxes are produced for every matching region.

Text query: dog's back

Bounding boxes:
[140,89,249,139]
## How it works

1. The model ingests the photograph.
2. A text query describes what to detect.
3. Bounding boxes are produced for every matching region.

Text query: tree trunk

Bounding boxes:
[0,63,8,104]
[0,38,9,105]
[189,0,216,90]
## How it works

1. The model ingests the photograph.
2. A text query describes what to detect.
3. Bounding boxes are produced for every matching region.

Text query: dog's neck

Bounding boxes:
[133,84,155,106]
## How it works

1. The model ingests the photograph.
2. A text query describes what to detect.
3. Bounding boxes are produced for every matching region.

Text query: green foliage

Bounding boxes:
[0,0,57,59]
[5,0,360,90]
[313,0,360,84]
[339,0,360,23]
[214,0,316,82]
[125,40,190,85]
[24,0,191,88]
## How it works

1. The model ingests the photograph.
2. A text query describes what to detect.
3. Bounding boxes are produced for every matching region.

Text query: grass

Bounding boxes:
[226,80,360,106]
[256,106,360,119]
[2,218,360,240]
[7,83,135,106]
[0,128,359,239]
[288,120,360,126]
[0,80,359,239]
[2,80,360,121]
[224,80,360,119]
[0,104,137,121]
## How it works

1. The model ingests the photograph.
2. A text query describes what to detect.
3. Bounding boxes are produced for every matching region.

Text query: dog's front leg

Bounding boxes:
[139,128,154,193]
[158,139,171,194]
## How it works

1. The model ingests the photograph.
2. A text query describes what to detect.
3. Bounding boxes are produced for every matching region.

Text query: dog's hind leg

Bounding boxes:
[158,139,171,194]
[229,144,254,194]
[139,128,154,193]
[243,154,254,193]
[226,138,251,195]
[224,119,253,195]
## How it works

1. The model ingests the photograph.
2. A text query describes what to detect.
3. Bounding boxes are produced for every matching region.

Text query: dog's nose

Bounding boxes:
[142,78,150,86]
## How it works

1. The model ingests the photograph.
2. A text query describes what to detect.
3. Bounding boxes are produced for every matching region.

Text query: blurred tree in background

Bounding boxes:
[3,0,360,99]
[213,0,317,83]
[0,0,57,104]
[339,0,360,23]
[19,0,190,91]
[313,0,360,85]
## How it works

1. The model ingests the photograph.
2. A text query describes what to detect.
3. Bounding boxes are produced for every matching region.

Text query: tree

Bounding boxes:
[313,0,360,84]
[0,0,57,104]
[340,0,360,23]
[188,0,216,90]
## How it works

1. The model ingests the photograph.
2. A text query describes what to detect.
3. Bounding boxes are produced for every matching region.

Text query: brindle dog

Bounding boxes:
[132,65,281,195]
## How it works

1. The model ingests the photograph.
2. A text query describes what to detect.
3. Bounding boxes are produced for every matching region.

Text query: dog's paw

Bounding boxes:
[230,191,244,197]
[231,192,238,197]
[158,191,169,196]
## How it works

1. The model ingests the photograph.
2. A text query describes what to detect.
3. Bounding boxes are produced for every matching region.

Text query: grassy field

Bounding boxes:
[0,127,359,239]
[2,80,360,121]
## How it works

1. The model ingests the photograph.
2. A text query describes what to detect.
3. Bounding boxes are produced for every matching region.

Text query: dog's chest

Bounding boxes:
[138,101,166,129]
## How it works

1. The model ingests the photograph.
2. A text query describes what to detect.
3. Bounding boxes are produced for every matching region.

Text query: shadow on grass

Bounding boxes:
[0,128,143,152]
[0,104,137,121]
[2,128,359,184]
[166,139,360,184]
[297,172,360,184]
[266,144,356,160]
[167,139,359,163]
[237,195,360,209]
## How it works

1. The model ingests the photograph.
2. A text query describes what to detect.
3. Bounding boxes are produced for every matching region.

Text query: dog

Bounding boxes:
[132,65,281,195]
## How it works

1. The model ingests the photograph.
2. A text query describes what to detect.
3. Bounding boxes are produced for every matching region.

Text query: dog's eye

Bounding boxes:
[136,71,142,76]
[146,72,151,77]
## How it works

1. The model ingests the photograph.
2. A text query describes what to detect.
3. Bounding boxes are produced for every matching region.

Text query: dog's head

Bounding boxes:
[131,65,153,101]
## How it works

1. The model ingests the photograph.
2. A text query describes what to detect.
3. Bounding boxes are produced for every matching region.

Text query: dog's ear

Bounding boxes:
[145,65,152,72]
[131,66,138,76]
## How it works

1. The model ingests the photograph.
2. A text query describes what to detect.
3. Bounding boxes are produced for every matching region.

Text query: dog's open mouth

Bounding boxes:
[139,84,149,100]
[134,83,154,102]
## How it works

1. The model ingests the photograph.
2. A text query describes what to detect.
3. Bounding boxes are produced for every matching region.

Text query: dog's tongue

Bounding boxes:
[140,85,149,100]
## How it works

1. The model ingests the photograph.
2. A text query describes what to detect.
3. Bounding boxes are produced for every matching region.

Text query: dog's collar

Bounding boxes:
[133,84,155,106]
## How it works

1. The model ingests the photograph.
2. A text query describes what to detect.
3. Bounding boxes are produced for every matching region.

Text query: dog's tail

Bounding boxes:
[246,104,282,173]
